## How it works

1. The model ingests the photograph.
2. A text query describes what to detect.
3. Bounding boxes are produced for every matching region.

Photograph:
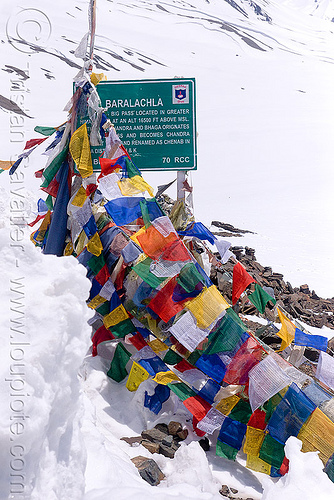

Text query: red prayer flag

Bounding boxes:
[129,332,147,350]
[183,395,212,421]
[232,262,256,305]
[148,277,187,323]
[91,325,115,356]
[95,264,110,286]
[175,359,195,373]
[24,137,47,150]
[224,336,262,385]
[247,409,267,430]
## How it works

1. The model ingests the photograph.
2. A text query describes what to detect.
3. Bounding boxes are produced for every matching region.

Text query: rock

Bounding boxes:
[131,456,165,486]
[162,434,174,447]
[300,284,310,294]
[141,440,160,454]
[176,428,188,441]
[219,485,230,496]
[199,437,210,451]
[141,428,168,443]
[159,442,179,458]
[167,421,183,436]
[154,423,169,434]
[230,487,238,494]
[120,436,142,446]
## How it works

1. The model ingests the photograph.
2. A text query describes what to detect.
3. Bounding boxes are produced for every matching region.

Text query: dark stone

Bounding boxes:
[141,439,160,454]
[131,456,165,486]
[162,434,174,447]
[176,428,189,441]
[167,421,182,436]
[159,442,179,458]
[141,428,168,443]
[219,485,230,496]
[154,423,169,434]
[199,437,210,451]
[230,487,238,494]
[300,284,310,294]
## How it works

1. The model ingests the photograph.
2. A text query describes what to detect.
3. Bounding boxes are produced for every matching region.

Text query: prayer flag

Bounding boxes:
[232,262,256,305]
[294,328,328,352]
[276,308,296,352]
[316,351,334,392]
[107,343,132,382]
[69,123,93,178]
[248,283,276,314]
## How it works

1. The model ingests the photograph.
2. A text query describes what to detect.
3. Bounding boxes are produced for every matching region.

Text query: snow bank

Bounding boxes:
[0,188,92,499]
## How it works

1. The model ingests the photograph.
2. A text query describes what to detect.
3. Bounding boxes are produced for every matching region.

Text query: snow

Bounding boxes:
[1,1,334,499]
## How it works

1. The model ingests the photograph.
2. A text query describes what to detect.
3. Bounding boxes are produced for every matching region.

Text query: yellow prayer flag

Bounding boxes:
[104,304,129,328]
[69,123,93,178]
[88,295,107,310]
[129,175,154,197]
[117,178,143,197]
[76,230,88,255]
[298,407,334,464]
[215,395,240,416]
[86,232,103,256]
[72,186,87,207]
[243,427,265,456]
[276,307,296,352]
[35,211,52,242]
[130,226,146,246]
[153,371,180,385]
[64,241,74,256]
[90,72,107,86]
[185,286,230,329]
[246,455,271,475]
[148,338,169,353]
[126,361,150,392]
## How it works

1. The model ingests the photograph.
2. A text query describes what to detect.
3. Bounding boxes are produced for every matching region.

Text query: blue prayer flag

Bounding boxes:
[294,328,328,352]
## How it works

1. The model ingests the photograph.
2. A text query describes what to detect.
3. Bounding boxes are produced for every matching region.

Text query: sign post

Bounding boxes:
[78,78,197,172]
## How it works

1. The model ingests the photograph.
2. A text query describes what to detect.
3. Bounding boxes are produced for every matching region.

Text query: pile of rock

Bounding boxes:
[121,421,188,459]
[210,239,334,332]
[219,484,254,500]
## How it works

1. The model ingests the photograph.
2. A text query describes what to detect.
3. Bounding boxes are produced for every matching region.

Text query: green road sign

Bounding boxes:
[79,78,197,171]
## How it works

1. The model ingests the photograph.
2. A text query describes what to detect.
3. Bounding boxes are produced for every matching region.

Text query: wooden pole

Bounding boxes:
[89,0,97,66]
[177,170,186,202]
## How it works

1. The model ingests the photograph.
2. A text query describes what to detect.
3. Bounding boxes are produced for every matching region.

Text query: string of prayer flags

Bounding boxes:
[315,351,334,391]
[248,283,276,314]
[276,308,296,352]
[294,328,328,352]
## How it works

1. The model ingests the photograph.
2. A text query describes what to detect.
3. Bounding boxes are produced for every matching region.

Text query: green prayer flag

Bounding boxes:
[34,125,57,136]
[225,307,247,329]
[259,433,285,469]
[140,200,151,229]
[88,253,105,275]
[167,382,196,401]
[125,157,141,178]
[132,257,166,289]
[177,262,204,293]
[204,314,246,355]
[163,349,183,365]
[248,283,276,314]
[107,342,132,382]
[216,441,238,460]
[45,194,54,211]
[96,301,111,317]
[41,144,69,187]
[186,350,203,366]
[228,399,253,424]
[110,318,136,338]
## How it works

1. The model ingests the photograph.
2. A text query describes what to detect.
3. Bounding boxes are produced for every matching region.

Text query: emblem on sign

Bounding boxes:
[172,84,189,104]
